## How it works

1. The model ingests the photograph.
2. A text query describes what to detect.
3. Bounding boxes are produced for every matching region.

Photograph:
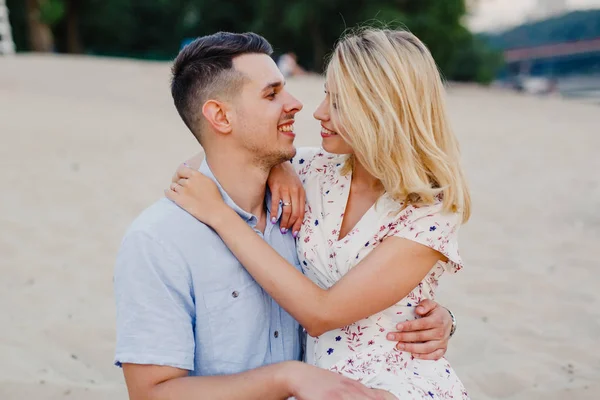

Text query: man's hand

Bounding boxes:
[284,361,394,400]
[267,162,306,236]
[385,299,453,360]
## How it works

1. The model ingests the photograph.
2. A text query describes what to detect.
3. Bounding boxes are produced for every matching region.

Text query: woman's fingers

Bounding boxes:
[176,164,197,179]
[279,188,292,233]
[177,178,188,187]
[290,189,305,238]
[269,185,281,225]
[164,188,176,200]
[281,189,297,233]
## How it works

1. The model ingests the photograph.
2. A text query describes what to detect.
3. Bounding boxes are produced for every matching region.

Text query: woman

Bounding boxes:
[167,29,470,399]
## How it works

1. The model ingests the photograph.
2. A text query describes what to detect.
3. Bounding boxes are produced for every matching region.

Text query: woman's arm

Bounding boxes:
[266,161,305,236]
[165,166,456,360]
[264,146,320,234]
[207,208,442,337]
[166,165,443,338]
[177,151,307,234]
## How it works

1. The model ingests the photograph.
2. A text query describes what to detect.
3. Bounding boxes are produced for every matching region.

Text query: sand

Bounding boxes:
[1,54,599,399]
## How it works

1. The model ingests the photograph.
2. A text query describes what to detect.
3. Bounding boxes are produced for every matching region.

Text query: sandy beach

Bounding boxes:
[1,54,599,399]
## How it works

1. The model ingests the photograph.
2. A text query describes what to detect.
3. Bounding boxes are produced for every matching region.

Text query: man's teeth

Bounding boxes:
[279,125,294,132]
[321,127,336,135]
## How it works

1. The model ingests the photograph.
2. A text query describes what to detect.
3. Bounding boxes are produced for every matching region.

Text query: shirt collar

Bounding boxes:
[199,160,282,226]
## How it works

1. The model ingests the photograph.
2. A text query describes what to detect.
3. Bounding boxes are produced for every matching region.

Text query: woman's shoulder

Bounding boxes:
[291,147,348,178]
[382,197,464,272]
[290,147,319,173]
[381,197,462,229]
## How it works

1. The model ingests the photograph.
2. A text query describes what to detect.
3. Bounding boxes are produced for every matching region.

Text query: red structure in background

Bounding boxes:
[504,37,600,62]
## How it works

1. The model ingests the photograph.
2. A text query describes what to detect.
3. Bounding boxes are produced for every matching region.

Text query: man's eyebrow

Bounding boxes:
[262,80,285,92]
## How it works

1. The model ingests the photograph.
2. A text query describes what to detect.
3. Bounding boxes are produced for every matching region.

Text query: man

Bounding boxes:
[114,32,455,400]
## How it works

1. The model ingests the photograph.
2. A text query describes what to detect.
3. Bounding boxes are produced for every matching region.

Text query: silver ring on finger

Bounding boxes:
[282,201,292,207]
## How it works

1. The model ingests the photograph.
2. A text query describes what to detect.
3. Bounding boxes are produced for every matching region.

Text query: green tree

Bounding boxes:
[7,0,501,82]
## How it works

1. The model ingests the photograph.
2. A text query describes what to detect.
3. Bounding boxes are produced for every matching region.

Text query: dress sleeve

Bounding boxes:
[390,204,464,273]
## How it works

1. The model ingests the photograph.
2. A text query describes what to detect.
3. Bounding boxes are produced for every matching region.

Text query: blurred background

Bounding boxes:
[3,0,600,95]
[1,1,599,399]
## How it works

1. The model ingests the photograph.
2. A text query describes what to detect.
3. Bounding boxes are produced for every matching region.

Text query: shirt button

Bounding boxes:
[273,331,279,338]
[231,291,239,298]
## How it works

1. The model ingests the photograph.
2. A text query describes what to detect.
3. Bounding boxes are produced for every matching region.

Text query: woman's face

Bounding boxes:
[313,83,354,155]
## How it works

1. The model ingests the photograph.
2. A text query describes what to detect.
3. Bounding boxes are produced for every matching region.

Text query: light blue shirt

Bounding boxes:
[114,160,302,375]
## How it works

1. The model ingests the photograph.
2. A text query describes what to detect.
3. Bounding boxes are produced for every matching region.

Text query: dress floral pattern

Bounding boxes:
[291,147,469,399]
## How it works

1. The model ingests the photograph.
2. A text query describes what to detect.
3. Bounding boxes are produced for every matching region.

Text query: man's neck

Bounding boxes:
[205,152,269,219]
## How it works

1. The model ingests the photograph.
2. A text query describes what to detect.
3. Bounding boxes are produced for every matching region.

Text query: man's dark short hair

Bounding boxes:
[171,32,273,143]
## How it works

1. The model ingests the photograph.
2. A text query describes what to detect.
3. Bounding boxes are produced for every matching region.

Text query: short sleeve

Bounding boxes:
[114,231,195,370]
[391,205,464,273]
[290,147,321,178]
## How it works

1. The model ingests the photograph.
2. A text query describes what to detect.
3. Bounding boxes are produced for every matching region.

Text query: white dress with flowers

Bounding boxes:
[291,147,469,400]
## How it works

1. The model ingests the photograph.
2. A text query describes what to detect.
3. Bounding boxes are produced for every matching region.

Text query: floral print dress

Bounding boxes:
[291,147,469,399]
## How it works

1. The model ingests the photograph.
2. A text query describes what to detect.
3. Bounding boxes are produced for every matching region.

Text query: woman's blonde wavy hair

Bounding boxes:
[326,28,471,222]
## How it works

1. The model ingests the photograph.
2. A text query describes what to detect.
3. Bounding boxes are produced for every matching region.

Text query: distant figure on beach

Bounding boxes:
[168,29,470,399]
[278,52,307,77]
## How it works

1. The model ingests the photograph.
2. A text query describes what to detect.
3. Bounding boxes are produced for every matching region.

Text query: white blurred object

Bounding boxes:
[0,0,16,55]
[521,76,555,95]
[532,0,568,20]
[277,52,306,78]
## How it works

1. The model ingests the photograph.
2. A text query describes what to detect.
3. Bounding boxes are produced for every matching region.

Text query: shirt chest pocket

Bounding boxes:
[203,282,270,367]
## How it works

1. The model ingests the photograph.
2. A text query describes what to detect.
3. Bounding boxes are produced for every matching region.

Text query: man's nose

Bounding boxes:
[284,93,303,114]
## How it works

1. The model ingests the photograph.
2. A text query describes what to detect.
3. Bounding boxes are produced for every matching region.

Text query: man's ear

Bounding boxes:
[202,100,233,135]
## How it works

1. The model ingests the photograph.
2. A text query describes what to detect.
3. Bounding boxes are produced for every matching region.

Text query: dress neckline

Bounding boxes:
[333,167,387,243]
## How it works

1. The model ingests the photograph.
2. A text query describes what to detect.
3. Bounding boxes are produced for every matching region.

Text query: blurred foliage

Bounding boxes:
[6,0,502,84]
[39,0,65,26]
[450,35,504,83]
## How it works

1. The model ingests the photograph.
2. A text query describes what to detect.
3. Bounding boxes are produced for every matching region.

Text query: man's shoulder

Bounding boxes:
[123,198,218,247]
